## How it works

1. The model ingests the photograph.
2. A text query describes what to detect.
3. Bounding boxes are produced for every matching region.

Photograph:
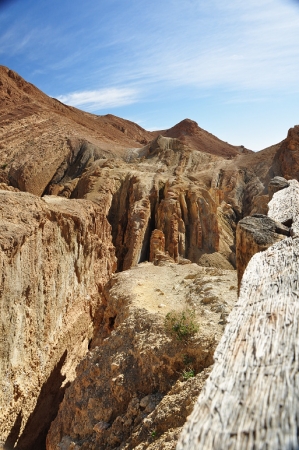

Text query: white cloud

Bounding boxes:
[95,0,299,93]
[56,87,139,111]
[3,0,299,102]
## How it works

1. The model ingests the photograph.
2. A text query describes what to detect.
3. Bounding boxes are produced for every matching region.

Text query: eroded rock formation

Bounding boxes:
[178,181,299,449]
[46,263,237,450]
[178,236,299,450]
[273,125,299,180]
[236,178,299,291]
[268,179,299,233]
[268,176,289,200]
[0,191,115,448]
[236,214,289,290]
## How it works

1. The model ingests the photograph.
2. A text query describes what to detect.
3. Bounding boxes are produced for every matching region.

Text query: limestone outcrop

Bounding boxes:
[46,263,237,450]
[178,236,299,450]
[268,179,299,234]
[69,155,236,270]
[236,214,289,290]
[268,176,289,200]
[0,191,115,449]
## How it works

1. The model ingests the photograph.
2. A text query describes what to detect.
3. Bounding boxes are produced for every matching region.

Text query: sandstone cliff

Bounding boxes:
[178,181,299,448]
[0,191,115,449]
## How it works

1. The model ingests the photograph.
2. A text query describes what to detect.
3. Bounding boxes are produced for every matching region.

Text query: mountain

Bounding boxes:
[0,65,255,196]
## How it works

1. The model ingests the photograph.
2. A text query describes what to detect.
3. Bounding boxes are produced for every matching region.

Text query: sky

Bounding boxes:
[1,0,299,150]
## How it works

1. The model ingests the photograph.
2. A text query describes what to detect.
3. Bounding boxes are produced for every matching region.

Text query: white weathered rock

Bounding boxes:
[236,214,289,291]
[268,176,289,200]
[268,179,299,234]
[177,236,299,449]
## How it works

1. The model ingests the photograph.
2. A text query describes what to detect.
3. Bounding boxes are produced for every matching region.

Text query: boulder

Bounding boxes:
[268,179,299,234]
[268,176,289,200]
[236,214,289,291]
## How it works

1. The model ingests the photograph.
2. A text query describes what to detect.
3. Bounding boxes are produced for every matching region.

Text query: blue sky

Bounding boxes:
[1,0,299,150]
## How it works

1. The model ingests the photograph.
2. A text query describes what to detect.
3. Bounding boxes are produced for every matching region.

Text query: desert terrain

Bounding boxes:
[1,66,299,449]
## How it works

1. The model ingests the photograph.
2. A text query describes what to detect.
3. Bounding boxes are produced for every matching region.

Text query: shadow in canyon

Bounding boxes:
[11,350,70,450]
[3,412,22,450]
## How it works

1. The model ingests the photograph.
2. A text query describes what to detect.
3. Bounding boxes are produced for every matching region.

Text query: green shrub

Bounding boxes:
[150,430,158,440]
[164,308,199,341]
[182,369,195,379]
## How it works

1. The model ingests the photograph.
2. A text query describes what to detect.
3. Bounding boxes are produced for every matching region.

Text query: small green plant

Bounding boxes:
[182,369,195,379]
[164,308,199,341]
[150,430,157,440]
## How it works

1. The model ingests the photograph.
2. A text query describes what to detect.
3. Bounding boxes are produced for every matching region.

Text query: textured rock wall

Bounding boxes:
[236,215,289,290]
[0,191,115,449]
[177,237,299,450]
[72,158,233,271]
[178,179,299,449]
[46,262,237,450]
[235,178,296,291]
[268,179,299,233]
[155,182,220,262]
[273,125,299,180]
[268,176,289,200]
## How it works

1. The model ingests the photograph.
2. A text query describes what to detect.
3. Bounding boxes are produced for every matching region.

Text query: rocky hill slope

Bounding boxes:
[0,66,299,449]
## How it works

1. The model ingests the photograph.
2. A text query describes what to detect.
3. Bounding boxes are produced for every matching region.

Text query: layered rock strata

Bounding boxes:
[0,191,115,449]
[47,262,237,450]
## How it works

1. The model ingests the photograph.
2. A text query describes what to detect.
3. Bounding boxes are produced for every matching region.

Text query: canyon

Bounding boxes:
[0,65,299,449]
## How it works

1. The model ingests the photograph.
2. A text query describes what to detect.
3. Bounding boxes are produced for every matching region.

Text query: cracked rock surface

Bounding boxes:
[46,263,237,450]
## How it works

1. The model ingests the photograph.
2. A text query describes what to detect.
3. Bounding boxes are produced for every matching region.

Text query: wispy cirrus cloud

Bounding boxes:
[1,0,299,149]
[89,0,299,93]
[56,87,139,111]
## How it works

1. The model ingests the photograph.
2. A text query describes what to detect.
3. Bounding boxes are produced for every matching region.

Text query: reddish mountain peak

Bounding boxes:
[0,65,44,102]
[164,118,201,138]
[157,118,245,158]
